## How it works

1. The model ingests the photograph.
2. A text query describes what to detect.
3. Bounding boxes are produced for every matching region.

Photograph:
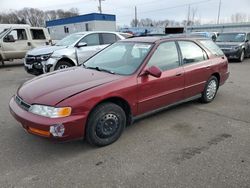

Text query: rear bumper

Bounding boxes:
[9,96,87,141]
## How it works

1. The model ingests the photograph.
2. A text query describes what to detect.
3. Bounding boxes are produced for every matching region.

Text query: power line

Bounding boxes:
[113,0,214,19]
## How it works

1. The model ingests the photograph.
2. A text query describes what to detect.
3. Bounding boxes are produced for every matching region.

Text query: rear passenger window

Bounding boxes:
[200,40,224,56]
[30,29,46,40]
[147,42,180,71]
[178,41,206,64]
[101,33,118,44]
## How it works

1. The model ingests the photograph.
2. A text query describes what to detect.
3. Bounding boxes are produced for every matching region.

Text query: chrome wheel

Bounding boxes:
[206,80,217,100]
[96,113,119,139]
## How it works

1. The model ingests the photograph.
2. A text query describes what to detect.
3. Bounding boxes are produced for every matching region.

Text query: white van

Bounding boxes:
[0,24,51,64]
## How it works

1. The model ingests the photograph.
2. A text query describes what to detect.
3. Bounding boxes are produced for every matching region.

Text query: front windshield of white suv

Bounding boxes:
[0,28,9,39]
[55,33,84,46]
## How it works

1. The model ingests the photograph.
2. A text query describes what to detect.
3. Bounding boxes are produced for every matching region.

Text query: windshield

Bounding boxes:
[216,33,246,42]
[56,34,84,46]
[84,42,153,75]
[0,28,9,39]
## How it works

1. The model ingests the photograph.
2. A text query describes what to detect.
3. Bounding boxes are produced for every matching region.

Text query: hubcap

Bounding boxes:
[58,65,69,70]
[206,80,217,100]
[96,113,119,138]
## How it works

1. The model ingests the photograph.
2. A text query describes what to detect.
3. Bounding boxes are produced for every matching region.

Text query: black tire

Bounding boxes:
[86,102,126,147]
[201,76,218,103]
[239,50,245,62]
[55,60,73,70]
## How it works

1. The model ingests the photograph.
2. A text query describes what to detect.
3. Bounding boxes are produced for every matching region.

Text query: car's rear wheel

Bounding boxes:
[86,102,126,147]
[55,61,73,70]
[201,76,218,103]
[239,50,245,62]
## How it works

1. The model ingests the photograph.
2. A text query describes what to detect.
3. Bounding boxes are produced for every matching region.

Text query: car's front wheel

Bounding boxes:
[201,76,218,103]
[55,60,73,70]
[86,102,126,147]
[239,50,245,62]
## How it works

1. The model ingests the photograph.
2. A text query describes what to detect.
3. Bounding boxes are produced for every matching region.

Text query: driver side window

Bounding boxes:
[7,29,27,41]
[147,42,180,71]
[81,34,100,46]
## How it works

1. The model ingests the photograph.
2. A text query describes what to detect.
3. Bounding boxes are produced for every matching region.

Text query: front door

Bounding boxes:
[137,41,185,114]
[2,28,31,59]
[76,33,105,64]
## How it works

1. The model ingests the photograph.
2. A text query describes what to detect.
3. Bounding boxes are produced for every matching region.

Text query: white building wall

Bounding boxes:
[48,21,116,40]
[91,21,116,31]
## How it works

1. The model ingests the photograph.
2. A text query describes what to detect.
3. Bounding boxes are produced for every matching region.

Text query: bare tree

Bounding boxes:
[0,8,79,27]
[231,13,247,23]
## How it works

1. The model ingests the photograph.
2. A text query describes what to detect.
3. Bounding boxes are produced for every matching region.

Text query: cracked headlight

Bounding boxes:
[29,105,72,118]
[36,53,52,61]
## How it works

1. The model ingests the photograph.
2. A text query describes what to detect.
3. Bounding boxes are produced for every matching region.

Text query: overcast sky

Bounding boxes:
[1,0,250,26]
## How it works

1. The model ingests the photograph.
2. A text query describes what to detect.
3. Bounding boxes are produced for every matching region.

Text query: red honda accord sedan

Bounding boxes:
[9,36,229,146]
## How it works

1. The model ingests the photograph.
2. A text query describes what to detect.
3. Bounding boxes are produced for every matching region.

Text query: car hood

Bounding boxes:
[216,42,244,48]
[27,45,68,56]
[18,67,122,106]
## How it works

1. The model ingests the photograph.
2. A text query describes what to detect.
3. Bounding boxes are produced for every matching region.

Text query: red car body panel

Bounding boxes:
[9,37,230,141]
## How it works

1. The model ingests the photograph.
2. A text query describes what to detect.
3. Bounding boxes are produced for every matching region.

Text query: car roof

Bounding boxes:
[74,31,123,35]
[123,36,162,43]
[122,35,209,44]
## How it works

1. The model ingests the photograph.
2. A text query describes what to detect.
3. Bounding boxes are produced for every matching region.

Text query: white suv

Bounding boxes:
[24,31,131,75]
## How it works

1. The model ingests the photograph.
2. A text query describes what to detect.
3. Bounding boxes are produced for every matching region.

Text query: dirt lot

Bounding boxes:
[0,59,250,188]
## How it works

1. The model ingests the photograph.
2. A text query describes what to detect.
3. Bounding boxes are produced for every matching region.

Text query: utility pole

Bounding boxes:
[98,0,105,14]
[135,6,138,27]
[217,0,221,24]
[187,4,191,26]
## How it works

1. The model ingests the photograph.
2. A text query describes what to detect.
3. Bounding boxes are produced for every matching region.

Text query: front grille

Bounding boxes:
[222,49,231,52]
[15,95,31,111]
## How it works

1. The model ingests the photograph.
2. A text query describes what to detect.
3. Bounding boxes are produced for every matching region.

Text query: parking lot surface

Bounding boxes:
[0,59,250,188]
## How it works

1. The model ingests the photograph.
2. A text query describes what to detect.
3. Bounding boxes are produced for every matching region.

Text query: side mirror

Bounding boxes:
[77,42,87,48]
[4,35,15,42]
[144,66,162,78]
[245,39,249,43]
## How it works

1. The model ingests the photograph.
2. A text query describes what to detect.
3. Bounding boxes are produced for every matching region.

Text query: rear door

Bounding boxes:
[177,40,211,99]
[1,28,31,59]
[137,41,185,114]
[29,28,49,47]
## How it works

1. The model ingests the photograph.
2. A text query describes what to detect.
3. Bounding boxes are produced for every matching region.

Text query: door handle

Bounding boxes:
[206,66,211,69]
[27,42,31,46]
[175,73,183,76]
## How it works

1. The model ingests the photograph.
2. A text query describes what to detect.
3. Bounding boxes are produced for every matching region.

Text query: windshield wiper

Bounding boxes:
[84,65,115,74]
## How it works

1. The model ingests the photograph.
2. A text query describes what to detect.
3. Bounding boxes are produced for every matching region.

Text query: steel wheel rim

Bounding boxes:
[96,113,119,138]
[58,65,69,70]
[206,80,217,100]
